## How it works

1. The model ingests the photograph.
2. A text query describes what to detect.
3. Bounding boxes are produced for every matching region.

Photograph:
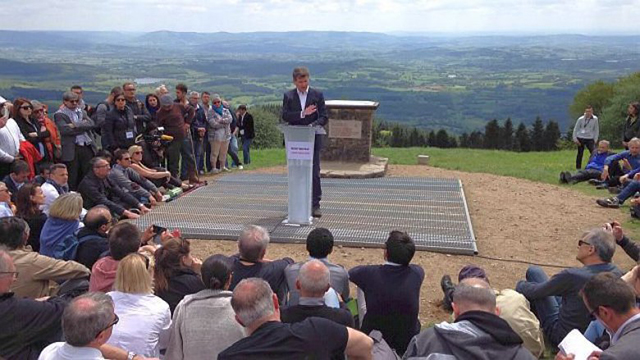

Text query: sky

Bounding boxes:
[2,0,640,34]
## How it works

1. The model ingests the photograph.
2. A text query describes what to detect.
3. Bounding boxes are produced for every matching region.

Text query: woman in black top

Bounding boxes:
[15,183,47,252]
[623,102,640,149]
[102,94,137,152]
[13,98,51,162]
[154,238,205,313]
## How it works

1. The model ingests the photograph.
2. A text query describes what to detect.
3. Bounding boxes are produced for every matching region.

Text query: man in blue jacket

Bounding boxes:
[560,140,613,184]
[597,138,640,208]
[281,67,328,218]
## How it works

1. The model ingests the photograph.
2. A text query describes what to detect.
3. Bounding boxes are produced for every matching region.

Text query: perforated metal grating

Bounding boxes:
[133,174,478,255]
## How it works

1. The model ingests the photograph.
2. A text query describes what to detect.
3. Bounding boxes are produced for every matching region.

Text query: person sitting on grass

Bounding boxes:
[597,137,640,193]
[560,140,614,185]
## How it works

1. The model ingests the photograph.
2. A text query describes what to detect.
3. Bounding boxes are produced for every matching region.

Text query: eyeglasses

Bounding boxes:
[95,314,119,338]
[121,157,131,161]
[578,240,592,247]
[115,98,126,102]
[20,106,33,110]
[34,109,44,113]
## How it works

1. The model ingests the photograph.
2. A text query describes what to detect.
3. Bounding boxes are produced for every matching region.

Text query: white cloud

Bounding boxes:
[0,0,638,33]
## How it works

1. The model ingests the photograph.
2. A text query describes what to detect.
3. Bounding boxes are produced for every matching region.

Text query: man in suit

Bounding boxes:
[237,104,255,165]
[53,91,97,190]
[281,67,328,218]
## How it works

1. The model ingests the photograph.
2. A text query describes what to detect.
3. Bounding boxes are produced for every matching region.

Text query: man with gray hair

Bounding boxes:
[53,90,97,190]
[187,91,207,176]
[219,278,373,360]
[281,260,354,330]
[516,228,623,348]
[229,225,293,304]
[403,279,535,359]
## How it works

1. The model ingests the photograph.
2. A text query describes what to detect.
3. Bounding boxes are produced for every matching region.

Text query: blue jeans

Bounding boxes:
[617,179,640,203]
[520,266,564,347]
[193,136,204,172]
[226,135,242,168]
[242,137,253,164]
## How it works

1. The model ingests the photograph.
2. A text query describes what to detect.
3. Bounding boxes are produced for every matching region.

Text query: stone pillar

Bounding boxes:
[321,100,380,163]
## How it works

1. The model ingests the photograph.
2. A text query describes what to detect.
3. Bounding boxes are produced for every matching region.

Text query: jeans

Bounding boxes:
[569,168,601,184]
[521,266,565,347]
[576,138,595,169]
[616,179,640,203]
[226,135,242,167]
[242,137,253,164]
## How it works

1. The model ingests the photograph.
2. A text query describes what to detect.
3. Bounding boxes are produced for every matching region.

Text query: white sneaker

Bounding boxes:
[222,167,231,172]
[238,165,244,170]
[210,169,220,174]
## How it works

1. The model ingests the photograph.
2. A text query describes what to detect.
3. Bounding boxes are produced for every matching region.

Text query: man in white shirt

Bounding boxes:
[41,163,87,218]
[39,292,150,360]
[0,181,13,217]
[0,103,24,178]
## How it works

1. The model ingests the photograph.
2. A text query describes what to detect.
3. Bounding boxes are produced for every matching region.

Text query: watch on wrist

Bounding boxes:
[127,351,137,360]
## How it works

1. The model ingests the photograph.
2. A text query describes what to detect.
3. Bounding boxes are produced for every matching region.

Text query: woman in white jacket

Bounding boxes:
[206,94,232,174]
[165,254,245,360]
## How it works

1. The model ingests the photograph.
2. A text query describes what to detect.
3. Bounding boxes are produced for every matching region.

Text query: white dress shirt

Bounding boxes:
[0,118,24,163]
[38,342,105,360]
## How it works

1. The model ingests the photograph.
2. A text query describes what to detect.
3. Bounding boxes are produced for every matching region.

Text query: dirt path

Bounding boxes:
[189,165,637,324]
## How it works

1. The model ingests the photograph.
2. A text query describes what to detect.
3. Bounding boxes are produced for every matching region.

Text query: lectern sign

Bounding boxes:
[329,120,362,139]
[286,141,313,160]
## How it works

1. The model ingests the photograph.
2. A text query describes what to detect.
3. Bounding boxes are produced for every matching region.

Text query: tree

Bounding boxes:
[544,120,561,151]
[569,80,615,120]
[250,105,284,149]
[409,127,421,147]
[514,122,531,152]
[427,131,436,147]
[459,132,470,148]
[469,131,484,148]
[435,129,450,148]
[530,117,545,151]
[483,119,502,149]
[502,118,514,150]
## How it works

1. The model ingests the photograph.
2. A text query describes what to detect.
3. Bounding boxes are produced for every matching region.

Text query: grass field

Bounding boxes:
[243,146,640,237]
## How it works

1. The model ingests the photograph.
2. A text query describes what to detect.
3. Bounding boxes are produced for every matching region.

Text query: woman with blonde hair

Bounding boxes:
[128,144,184,190]
[107,253,171,357]
[39,192,83,258]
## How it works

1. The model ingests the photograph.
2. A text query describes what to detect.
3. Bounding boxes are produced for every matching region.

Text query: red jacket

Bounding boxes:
[19,141,43,179]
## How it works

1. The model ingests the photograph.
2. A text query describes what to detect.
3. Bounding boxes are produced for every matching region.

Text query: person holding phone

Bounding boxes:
[281,67,328,218]
[0,102,25,178]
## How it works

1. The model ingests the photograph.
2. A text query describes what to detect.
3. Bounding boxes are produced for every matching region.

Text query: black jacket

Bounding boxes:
[0,292,66,360]
[75,227,109,270]
[2,174,20,203]
[623,116,640,143]
[156,268,205,314]
[102,107,137,151]
[239,112,255,139]
[618,236,640,262]
[281,88,328,127]
[78,172,140,216]
[126,98,151,134]
[14,116,50,161]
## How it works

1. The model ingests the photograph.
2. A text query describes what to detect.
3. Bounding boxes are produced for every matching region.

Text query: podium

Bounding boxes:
[280,125,316,225]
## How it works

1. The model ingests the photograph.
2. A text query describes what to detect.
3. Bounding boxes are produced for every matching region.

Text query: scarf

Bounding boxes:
[213,104,223,116]
[45,179,69,196]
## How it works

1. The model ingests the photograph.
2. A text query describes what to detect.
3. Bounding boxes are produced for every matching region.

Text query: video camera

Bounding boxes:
[142,126,173,149]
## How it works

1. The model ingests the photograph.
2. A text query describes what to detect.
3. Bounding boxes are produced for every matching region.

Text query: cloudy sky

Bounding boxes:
[3,0,639,34]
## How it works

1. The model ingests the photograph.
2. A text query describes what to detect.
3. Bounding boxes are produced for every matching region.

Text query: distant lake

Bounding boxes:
[135,78,164,85]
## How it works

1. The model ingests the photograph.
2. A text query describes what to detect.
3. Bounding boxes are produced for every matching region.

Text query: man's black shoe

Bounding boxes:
[440,274,454,293]
[312,207,322,218]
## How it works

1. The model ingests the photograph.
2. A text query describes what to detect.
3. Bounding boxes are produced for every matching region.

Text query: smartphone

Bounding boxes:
[152,224,167,235]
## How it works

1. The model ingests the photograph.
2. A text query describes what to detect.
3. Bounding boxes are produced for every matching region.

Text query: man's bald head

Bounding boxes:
[452,278,496,317]
[84,205,112,232]
[231,278,276,328]
[297,259,330,297]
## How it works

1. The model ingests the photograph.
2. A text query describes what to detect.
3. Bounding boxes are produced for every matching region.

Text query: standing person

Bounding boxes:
[201,92,212,172]
[572,105,599,169]
[186,92,207,177]
[145,94,160,123]
[70,85,91,114]
[31,101,61,163]
[622,102,640,149]
[206,94,232,174]
[281,66,328,218]
[93,87,122,131]
[0,102,24,178]
[123,82,151,133]
[156,95,197,184]
[102,94,137,152]
[13,98,51,163]
[53,91,97,190]
[224,100,243,170]
[237,104,255,166]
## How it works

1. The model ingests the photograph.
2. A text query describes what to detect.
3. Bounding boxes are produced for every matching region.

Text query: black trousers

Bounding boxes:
[66,144,94,191]
[608,160,626,187]
[576,138,595,169]
[312,134,324,209]
[569,168,601,184]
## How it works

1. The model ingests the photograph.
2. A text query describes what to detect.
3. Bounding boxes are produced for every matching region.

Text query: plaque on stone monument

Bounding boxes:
[329,120,362,139]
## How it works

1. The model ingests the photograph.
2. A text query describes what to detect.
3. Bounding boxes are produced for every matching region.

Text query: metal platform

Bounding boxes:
[133,174,478,255]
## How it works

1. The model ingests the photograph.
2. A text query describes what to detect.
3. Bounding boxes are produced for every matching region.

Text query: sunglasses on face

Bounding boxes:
[115,98,126,102]
[133,151,142,155]
[20,106,33,110]
[578,239,592,247]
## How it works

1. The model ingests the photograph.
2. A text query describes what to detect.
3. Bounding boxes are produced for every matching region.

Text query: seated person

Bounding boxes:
[515,228,622,348]
[597,137,640,192]
[15,183,47,252]
[349,230,424,355]
[0,249,67,360]
[556,273,640,360]
[90,222,156,293]
[229,225,293,304]
[75,205,112,270]
[560,140,614,185]
[218,278,373,360]
[404,279,536,359]
[281,260,355,351]
[108,149,162,207]
[78,157,149,220]
[440,265,544,358]
[39,292,151,360]
[128,144,185,190]
[41,163,84,216]
[0,181,14,217]
[284,227,349,306]
[165,254,245,360]
[2,160,30,203]
[0,217,90,299]
[597,152,640,205]
[39,193,83,259]
[154,238,205,314]
[107,254,171,358]
[33,161,51,186]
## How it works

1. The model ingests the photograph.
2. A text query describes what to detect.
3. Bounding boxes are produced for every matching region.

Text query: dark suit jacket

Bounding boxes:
[77,171,139,216]
[52,111,97,162]
[2,174,20,203]
[239,113,255,139]
[281,87,328,127]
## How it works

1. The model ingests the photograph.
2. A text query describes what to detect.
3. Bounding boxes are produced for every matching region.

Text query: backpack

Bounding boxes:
[51,230,104,261]
[90,101,111,128]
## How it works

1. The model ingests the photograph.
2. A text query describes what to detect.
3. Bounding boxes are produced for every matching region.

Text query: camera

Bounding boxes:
[142,126,173,148]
